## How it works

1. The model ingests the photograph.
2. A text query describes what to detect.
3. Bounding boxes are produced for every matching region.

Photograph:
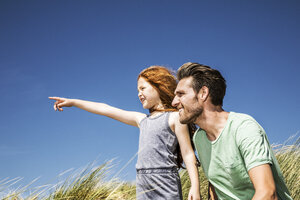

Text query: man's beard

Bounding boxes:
[180,106,203,124]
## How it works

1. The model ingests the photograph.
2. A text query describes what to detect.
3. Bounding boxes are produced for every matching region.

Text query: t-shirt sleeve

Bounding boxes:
[236,120,273,172]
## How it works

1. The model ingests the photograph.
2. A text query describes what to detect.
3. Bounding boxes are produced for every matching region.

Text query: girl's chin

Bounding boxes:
[143,104,153,110]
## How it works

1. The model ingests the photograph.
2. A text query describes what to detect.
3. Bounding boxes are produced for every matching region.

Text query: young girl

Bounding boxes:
[49,66,201,200]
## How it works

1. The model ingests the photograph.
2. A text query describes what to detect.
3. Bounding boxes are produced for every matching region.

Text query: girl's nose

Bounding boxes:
[138,91,142,97]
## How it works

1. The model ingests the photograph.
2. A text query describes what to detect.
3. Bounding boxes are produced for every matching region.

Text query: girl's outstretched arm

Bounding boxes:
[48,97,146,127]
[170,112,201,200]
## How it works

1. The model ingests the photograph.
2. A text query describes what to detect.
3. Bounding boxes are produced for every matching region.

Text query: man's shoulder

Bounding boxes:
[230,112,256,122]
[229,112,261,129]
[229,112,266,145]
[229,112,264,138]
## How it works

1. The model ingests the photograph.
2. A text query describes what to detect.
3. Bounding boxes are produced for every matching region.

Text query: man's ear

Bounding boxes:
[197,86,209,102]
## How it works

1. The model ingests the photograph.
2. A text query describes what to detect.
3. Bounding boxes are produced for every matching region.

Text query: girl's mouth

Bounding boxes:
[140,98,145,104]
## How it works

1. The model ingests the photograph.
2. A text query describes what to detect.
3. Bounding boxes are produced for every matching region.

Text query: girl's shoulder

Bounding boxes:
[168,111,180,132]
[136,113,148,127]
[168,111,179,120]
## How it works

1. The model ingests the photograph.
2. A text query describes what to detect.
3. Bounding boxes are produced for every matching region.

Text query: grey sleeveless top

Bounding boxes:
[136,112,179,169]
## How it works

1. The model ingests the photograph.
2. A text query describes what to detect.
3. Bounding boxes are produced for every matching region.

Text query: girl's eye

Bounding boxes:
[138,87,145,92]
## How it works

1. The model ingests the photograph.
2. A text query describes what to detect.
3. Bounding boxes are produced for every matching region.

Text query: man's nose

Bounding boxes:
[172,96,179,107]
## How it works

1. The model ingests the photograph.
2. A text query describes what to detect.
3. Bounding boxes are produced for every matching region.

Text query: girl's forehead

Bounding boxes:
[137,77,148,85]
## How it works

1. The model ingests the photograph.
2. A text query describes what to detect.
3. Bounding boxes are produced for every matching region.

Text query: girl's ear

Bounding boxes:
[197,86,209,102]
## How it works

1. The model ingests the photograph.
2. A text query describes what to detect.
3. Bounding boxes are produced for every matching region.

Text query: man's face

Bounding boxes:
[172,77,203,124]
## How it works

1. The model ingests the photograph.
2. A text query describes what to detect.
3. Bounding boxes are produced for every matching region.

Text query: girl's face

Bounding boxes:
[137,77,163,110]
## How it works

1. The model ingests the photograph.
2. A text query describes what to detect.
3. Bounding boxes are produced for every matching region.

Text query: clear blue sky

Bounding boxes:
[0,0,299,190]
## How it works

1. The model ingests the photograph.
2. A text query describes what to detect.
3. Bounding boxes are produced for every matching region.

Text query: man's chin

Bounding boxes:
[179,116,194,124]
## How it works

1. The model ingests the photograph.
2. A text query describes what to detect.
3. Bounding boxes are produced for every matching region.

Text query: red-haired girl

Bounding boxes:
[49,66,201,200]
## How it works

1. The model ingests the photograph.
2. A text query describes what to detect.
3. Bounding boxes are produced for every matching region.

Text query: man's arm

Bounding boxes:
[248,164,277,200]
[236,120,278,200]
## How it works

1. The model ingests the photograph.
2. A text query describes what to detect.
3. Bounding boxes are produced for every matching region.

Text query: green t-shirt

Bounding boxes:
[193,112,292,200]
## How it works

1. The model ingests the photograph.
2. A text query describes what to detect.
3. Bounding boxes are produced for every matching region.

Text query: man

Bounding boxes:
[172,62,292,200]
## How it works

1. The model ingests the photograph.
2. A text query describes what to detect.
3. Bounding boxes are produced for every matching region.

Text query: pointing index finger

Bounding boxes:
[49,96,62,101]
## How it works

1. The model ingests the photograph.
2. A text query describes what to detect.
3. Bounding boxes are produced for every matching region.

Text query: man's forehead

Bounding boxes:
[175,77,194,93]
[177,77,193,88]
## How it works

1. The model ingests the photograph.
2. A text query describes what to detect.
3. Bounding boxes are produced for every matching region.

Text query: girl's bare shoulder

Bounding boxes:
[136,112,148,126]
[168,111,180,132]
[169,111,179,121]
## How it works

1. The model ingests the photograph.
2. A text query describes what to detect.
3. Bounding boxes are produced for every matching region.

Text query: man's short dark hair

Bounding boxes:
[177,62,226,106]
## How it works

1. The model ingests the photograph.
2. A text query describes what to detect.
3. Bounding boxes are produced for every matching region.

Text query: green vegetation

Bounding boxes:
[1,136,299,200]
[272,136,300,200]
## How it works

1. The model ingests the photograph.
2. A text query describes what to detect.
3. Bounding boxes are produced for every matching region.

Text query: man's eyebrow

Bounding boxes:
[175,90,184,95]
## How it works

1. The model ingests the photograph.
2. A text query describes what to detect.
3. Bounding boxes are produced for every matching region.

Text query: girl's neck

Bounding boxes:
[149,102,165,114]
[149,110,165,117]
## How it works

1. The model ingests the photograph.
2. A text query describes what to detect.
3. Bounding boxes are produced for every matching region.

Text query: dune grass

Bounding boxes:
[1,136,299,200]
[272,135,300,200]
[1,161,136,200]
[180,167,210,200]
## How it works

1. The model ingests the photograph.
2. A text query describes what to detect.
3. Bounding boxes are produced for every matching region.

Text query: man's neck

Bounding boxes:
[195,106,229,141]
